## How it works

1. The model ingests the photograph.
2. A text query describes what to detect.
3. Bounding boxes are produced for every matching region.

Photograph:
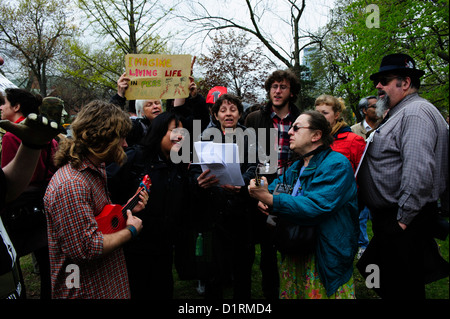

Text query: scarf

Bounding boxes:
[331,118,348,137]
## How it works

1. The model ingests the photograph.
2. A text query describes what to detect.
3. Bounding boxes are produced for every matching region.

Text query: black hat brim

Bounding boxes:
[370,67,425,81]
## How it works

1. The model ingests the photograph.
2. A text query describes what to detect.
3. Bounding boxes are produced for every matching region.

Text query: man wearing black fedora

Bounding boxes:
[356,53,449,299]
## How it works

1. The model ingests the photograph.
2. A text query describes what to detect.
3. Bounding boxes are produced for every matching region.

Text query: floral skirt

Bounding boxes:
[279,253,355,299]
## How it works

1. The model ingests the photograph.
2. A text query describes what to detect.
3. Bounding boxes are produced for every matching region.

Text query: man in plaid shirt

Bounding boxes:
[44,101,148,299]
[358,53,449,299]
[245,69,301,182]
[271,112,294,174]
[244,69,301,300]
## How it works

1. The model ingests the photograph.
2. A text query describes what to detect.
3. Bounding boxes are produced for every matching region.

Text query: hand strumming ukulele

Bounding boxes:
[96,175,151,234]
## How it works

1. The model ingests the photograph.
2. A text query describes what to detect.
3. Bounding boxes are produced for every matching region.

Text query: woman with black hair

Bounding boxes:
[107,111,190,299]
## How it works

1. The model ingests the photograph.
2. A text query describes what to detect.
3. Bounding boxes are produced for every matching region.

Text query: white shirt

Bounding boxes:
[362,119,373,132]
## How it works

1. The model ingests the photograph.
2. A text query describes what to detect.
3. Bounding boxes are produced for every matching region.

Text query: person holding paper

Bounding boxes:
[194,93,257,299]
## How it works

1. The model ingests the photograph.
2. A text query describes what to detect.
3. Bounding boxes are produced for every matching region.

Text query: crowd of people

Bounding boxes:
[0,52,448,300]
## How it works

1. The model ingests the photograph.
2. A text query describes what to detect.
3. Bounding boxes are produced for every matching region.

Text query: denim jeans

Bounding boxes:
[358,206,371,249]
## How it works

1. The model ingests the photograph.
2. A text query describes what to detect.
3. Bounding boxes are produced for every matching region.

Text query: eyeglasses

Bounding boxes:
[271,84,290,91]
[373,76,399,87]
[289,124,311,132]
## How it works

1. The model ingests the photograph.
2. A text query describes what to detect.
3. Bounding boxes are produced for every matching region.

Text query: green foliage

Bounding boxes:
[62,39,125,93]
[342,0,449,112]
[309,0,448,119]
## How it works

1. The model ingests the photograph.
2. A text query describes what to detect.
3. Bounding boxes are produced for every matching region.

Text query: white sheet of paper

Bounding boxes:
[193,141,245,186]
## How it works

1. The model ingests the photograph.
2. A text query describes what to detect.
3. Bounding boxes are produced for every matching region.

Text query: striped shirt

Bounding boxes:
[44,159,130,299]
[358,93,448,225]
[271,110,295,174]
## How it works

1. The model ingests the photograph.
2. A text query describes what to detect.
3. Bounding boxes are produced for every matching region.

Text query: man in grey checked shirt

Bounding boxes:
[357,53,449,299]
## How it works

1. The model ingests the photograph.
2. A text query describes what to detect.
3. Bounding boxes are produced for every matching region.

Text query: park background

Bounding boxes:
[1,0,448,124]
[1,0,448,300]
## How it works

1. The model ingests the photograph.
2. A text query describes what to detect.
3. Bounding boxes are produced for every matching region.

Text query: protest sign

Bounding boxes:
[125,54,192,100]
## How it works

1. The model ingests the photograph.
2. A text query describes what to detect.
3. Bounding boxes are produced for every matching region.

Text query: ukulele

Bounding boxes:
[96,175,151,234]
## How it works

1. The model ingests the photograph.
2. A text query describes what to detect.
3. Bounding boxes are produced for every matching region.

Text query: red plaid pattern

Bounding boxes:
[44,160,130,299]
[271,110,295,173]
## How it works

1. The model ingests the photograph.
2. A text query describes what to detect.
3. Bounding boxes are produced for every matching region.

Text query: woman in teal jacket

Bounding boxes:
[249,110,359,299]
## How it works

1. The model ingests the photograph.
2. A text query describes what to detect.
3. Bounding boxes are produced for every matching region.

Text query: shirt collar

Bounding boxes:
[362,119,372,131]
[270,107,292,121]
[389,92,419,118]
[14,116,26,124]
[78,158,106,176]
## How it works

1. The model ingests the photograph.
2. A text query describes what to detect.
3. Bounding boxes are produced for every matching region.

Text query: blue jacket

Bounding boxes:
[270,148,359,296]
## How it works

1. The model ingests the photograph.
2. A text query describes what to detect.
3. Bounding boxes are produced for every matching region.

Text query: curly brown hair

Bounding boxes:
[54,100,132,169]
[264,69,300,103]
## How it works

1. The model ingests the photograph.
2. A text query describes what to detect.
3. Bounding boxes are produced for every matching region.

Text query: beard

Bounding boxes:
[375,92,390,118]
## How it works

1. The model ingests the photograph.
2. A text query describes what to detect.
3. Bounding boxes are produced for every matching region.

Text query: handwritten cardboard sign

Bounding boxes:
[125,54,192,100]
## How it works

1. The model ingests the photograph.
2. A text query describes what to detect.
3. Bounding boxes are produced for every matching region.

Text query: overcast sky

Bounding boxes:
[1,0,334,86]
[169,0,334,61]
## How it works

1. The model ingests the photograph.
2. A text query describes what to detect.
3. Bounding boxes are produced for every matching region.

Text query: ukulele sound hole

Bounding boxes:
[111,217,119,229]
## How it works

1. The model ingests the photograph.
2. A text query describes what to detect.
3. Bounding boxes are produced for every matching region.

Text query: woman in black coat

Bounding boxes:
[107,112,191,299]
[193,94,257,299]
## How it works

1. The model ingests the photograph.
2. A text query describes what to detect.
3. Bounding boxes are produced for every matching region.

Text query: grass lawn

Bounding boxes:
[20,219,449,299]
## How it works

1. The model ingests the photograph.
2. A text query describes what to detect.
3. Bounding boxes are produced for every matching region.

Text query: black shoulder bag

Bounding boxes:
[273,147,330,256]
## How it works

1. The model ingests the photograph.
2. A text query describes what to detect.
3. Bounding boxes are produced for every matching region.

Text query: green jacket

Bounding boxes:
[270,148,359,296]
